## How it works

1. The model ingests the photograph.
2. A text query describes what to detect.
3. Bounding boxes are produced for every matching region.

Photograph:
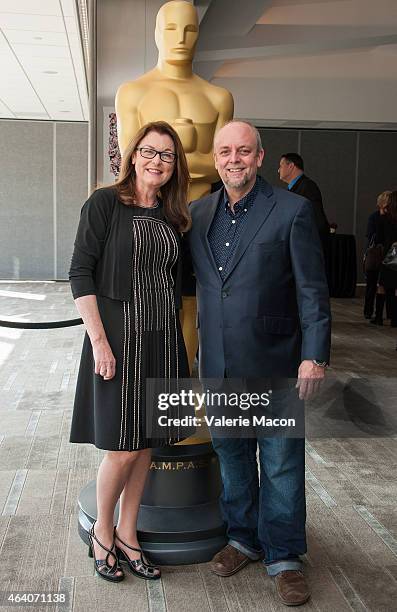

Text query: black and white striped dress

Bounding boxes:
[70,205,190,451]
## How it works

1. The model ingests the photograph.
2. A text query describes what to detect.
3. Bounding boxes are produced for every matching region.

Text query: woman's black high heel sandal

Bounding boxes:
[88,522,125,582]
[114,530,161,580]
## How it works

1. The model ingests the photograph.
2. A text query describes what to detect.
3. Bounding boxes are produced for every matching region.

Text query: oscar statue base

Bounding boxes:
[77,443,227,565]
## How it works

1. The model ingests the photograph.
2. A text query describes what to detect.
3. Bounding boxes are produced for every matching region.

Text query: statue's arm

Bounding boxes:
[214,87,234,133]
[186,152,218,182]
[115,83,142,156]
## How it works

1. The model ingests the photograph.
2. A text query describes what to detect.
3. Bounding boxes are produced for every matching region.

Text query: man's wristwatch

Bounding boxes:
[312,360,328,368]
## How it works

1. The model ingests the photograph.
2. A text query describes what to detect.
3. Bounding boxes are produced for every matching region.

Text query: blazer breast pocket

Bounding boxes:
[251,239,285,251]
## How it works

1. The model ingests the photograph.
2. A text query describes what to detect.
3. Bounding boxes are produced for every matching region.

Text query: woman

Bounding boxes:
[372,190,397,326]
[69,121,191,582]
[364,190,391,319]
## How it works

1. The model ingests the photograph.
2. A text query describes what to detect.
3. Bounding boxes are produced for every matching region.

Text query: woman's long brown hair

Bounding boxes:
[114,121,191,232]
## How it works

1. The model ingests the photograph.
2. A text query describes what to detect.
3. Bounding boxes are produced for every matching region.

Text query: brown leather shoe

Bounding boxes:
[211,544,252,577]
[274,570,311,606]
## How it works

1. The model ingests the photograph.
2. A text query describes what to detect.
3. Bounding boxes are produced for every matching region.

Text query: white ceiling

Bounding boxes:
[0,0,88,121]
[194,0,397,128]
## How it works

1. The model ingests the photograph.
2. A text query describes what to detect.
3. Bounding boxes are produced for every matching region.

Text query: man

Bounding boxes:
[188,122,331,606]
[278,153,330,251]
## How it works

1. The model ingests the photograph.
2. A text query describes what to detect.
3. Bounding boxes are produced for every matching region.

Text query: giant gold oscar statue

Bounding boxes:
[116,0,234,375]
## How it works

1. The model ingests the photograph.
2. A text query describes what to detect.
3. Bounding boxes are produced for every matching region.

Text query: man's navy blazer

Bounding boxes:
[187,177,331,379]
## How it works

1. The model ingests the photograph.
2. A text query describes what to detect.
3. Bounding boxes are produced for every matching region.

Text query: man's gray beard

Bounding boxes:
[223,173,250,190]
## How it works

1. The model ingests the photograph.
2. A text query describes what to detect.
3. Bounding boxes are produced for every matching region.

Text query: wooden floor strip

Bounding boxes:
[305,468,338,508]
[25,410,41,437]
[56,576,74,612]
[354,504,397,558]
[305,441,331,465]
[1,469,27,515]
[328,566,368,612]
[146,578,167,612]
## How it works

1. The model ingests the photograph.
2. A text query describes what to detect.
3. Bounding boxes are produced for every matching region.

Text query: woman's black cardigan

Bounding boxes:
[69,186,184,308]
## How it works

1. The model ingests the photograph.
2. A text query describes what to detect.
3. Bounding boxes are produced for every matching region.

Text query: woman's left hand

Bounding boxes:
[92,338,116,380]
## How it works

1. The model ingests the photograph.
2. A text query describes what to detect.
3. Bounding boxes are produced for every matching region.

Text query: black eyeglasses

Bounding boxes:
[136,147,177,164]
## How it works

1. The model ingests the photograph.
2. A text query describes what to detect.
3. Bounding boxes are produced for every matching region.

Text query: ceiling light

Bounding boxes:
[76,0,89,70]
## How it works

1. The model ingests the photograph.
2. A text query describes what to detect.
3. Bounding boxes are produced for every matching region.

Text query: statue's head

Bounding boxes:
[155,1,199,65]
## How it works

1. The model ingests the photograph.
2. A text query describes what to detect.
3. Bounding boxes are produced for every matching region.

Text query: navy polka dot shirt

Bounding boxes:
[208,176,260,280]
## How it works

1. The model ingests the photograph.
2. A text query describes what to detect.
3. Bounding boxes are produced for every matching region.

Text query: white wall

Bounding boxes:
[214,75,397,125]
[0,120,88,280]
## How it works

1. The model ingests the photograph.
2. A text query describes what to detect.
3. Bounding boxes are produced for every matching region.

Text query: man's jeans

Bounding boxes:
[211,436,306,575]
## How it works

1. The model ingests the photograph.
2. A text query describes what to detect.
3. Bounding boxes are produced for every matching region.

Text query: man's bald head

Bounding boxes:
[214,120,263,155]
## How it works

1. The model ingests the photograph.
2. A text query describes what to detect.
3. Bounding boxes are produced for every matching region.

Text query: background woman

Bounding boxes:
[364,190,391,319]
[372,190,397,326]
[69,121,191,582]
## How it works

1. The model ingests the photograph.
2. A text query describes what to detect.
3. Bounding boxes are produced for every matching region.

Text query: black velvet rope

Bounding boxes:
[0,318,83,329]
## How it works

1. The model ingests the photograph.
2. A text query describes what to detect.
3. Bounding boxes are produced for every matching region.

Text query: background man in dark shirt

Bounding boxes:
[278,153,330,254]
